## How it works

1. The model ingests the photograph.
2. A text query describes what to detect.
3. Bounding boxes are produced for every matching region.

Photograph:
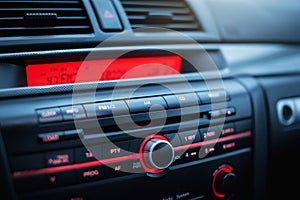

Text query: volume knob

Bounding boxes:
[212,165,239,198]
[142,137,174,172]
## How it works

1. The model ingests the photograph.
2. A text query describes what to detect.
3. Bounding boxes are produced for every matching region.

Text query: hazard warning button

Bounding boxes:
[91,0,123,31]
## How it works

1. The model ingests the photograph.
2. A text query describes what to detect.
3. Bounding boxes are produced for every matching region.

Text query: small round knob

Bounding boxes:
[142,137,174,172]
[212,165,239,198]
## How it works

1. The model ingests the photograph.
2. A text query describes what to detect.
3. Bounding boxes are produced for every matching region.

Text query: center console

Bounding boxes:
[0,69,253,199]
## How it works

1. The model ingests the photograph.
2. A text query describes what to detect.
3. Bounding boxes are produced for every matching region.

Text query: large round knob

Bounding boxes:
[212,165,239,198]
[142,137,174,173]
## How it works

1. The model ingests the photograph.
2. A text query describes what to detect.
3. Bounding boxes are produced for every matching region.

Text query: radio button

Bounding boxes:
[103,161,128,178]
[163,93,200,108]
[215,137,252,155]
[84,100,129,117]
[200,127,220,141]
[37,107,63,123]
[63,129,83,140]
[75,147,97,163]
[182,147,200,162]
[46,150,74,167]
[125,159,145,173]
[178,130,201,145]
[126,97,167,113]
[38,131,64,143]
[46,170,76,187]
[208,107,236,119]
[200,145,217,158]
[77,166,104,182]
[102,141,130,159]
[198,90,230,104]
[60,105,86,121]
[220,123,236,137]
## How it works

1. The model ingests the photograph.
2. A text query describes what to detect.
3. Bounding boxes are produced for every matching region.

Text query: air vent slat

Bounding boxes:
[121,1,185,8]
[124,8,190,15]
[121,0,202,32]
[0,26,91,31]
[0,0,92,37]
[0,8,83,11]
[131,23,200,31]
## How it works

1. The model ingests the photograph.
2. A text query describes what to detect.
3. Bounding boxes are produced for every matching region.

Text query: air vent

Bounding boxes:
[121,0,202,31]
[0,0,92,37]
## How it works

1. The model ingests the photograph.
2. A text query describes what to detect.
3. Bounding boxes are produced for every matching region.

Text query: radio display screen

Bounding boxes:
[26,56,182,86]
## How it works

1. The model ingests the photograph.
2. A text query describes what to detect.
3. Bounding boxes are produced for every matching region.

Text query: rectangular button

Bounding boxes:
[46,170,76,188]
[126,97,167,113]
[37,107,63,123]
[77,166,104,182]
[38,131,64,143]
[60,105,86,121]
[201,144,217,158]
[197,90,230,104]
[125,159,145,174]
[102,141,130,159]
[178,130,201,145]
[103,161,128,178]
[215,137,252,154]
[208,107,236,119]
[46,150,74,167]
[163,93,200,108]
[182,147,200,162]
[84,100,128,117]
[75,147,98,163]
[91,0,123,31]
[126,159,145,173]
[200,127,220,140]
[220,123,236,137]
[63,129,83,140]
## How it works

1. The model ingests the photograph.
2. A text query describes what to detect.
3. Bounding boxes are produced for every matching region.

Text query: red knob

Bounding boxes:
[212,164,239,198]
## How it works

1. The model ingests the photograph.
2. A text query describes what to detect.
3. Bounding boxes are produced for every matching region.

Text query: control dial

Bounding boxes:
[212,164,239,198]
[141,136,174,173]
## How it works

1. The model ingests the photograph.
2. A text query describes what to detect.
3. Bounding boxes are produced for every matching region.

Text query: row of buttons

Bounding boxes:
[37,90,230,123]
[12,120,251,193]
[13,133,252,194]
[38,129,83,143]
[14,120,249,172]
[13,157,144,193]
[173,133,252,165]
[37,110,236,145]
[14,133,252,194]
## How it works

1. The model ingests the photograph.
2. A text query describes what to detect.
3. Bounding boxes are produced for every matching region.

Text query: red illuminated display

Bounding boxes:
[26,56,181,86]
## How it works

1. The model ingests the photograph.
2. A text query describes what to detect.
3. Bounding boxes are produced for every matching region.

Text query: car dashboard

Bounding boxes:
[0,0,300,200]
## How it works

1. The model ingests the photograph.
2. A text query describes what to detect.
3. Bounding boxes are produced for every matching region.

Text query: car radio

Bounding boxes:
[0,76,253,200]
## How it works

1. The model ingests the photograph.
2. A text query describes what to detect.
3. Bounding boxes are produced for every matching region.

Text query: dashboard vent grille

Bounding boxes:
[120,0,202,31]
[0,0,92,37]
